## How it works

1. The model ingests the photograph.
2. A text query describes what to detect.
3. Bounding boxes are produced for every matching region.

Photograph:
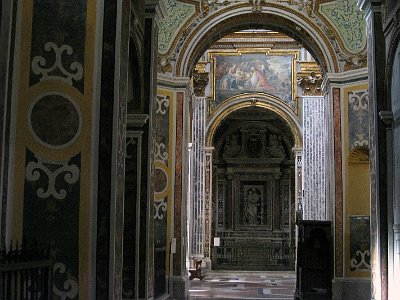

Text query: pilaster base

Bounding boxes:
[170,275,189,300]
[332,277,371,300]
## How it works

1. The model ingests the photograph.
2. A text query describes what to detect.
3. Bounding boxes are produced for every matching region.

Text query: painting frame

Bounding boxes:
[208,49,299,110]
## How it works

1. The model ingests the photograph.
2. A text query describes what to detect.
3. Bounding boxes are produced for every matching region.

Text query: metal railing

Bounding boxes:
[0,242,53,300]
[212,238,295,270]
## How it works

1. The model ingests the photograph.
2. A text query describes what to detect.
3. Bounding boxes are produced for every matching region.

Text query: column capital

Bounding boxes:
[292,147,303,155]
[297,72,323,96]
[192,70,209,97]
[204,146,214,153]
[379,111,394,127]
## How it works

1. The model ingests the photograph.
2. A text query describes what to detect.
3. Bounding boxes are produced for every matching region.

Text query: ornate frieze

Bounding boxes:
[220,123,289,160]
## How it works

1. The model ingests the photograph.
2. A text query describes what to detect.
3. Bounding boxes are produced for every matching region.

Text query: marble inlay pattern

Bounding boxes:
[348,90,369,151]
[319,0,366,53]
[333,87,343,277]
[190,271,296,299]
[173,92,184,275]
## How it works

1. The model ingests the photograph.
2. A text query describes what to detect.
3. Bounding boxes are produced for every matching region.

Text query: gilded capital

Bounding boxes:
[192,70,209,97]
[297,72,323,96]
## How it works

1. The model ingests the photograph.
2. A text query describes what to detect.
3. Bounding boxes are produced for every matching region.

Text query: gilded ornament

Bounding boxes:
[193,70,209,97]
[297,72,323,96]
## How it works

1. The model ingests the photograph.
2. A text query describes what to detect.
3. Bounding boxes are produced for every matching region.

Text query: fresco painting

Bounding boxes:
[213,53,293,103]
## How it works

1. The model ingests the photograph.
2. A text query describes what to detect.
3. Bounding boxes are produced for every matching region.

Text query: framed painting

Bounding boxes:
[209,49,298,107]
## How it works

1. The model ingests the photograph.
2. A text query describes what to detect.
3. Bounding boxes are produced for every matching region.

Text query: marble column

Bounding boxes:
[204,147,214,267]
[301,96,327,220]
[189,71,209,260]
[359,1,388,299]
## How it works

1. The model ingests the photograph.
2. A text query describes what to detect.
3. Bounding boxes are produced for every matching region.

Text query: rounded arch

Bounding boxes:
[176,5,339,77]
[205,93,302,148]
[386,26,400,112]
[129,37,144,110]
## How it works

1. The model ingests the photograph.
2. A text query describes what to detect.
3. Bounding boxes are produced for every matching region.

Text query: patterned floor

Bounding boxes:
[189,271,296,299]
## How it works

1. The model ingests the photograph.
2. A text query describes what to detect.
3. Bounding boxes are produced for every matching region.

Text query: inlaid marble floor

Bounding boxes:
[189,270,296,299]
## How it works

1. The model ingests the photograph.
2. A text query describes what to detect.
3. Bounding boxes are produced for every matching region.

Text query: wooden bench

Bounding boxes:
[189,259,205,280]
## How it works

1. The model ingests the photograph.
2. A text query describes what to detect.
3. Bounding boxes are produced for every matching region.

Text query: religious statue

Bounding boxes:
[245,188,261,225]
[267,134,286,158]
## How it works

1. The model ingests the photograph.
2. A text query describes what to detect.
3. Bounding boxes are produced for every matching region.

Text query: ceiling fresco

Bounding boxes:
[156,0,367,73]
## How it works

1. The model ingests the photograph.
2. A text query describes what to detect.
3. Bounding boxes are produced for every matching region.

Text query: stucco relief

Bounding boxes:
[319,0,366,53]
[158,0,196,54]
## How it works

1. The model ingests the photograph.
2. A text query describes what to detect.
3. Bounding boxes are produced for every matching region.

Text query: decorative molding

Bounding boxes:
[127,114,149,128]
[192,70,209,97]
[297,72,323,96]
[26,156,80,200]
[31,42,83,85]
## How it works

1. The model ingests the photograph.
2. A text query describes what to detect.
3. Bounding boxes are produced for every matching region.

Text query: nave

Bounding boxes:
[189,271,296,299]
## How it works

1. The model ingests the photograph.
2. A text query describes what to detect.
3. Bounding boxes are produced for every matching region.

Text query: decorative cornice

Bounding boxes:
[297,72,323,96]
[127,114,149,128]
[322,67,368,92]
[157,74,191,89]
[192,70,209,97]
[379,110,393,124]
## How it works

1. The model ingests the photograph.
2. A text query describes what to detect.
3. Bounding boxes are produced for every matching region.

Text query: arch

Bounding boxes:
[205,93,302,148]
[386,27,400,113]
[129,38,144,111]
[176,5,339,77]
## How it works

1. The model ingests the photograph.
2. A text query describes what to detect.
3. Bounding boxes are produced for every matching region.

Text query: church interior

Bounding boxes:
[1,0,400,299]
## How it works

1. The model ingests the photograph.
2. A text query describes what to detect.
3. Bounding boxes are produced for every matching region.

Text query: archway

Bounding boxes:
[205,96,301,270]
[176,8,339,77]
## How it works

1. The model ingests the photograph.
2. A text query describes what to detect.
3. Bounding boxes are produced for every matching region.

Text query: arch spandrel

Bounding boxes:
[205,93,302,148]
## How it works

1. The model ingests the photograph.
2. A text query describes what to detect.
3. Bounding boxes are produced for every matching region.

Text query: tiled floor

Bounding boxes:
[189,270,296,299]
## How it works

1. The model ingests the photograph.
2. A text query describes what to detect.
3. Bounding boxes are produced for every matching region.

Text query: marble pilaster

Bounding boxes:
[189,71,209,259]
[302,96,327,220]
[359,1,388,299]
